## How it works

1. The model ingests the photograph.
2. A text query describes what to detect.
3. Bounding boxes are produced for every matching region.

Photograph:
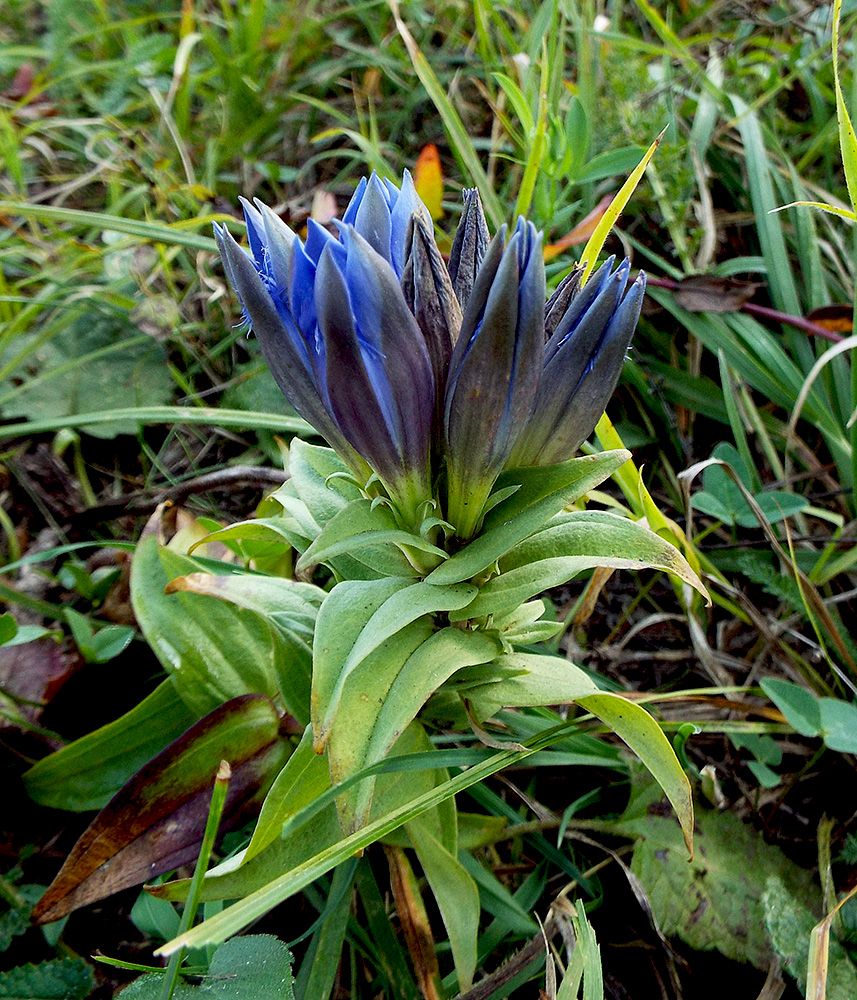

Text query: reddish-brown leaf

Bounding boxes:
[32,693,289,923]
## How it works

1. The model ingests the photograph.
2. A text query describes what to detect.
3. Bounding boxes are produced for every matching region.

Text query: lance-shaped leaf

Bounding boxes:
[452,510,708,619]
[426,449,630,585]
[329,627,501,833]
[312,578,477,751]
[296,498,446,573]
[32,695,290,924]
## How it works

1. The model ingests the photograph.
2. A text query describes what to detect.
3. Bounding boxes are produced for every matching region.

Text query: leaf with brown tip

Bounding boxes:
[32,694,289,924]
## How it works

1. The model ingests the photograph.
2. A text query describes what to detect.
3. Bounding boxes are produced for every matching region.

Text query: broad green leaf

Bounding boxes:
[154,728,442,905]
[407,819,480,993]
[241,727,332,865]
[818,698,857,753]
[765,877,857,999]
[297,498,446,571]
[311,576,413,745]
[120,935,294,1000]
[761,679,821,738]
[454,511,707,619]
[288,442,416,577]
[23,678,198,812]
[312,580,477,749]
[288,439,360,526]
[189,517,297,555]
[0,958,94,1000]
[0,613,17,645]
[575,145,647,184]
[578,693,693,854]
[155,746,545,949]
[1,312,171,439]
[32,696,288,924]
[427,451,630,586]
[131,533,296,716]
[325,626,434,832]
[164,572,324,723]
[622,784,819,970]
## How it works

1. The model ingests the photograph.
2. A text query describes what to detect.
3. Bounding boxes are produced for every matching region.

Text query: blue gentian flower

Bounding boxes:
[215,174,644,540]
[443,217,545,538]
[214,174,436,524]
[506,256,645,468]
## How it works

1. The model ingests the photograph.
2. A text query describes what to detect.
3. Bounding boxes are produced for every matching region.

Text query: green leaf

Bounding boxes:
[455,511,707,619]
[0,958,94,1000]
[407,819,480,993]
[294,864,355,1000]
[131,533,299,716]
[0,613,17,645]
[242,727,332,865]
[0,406,313,441]
[760,679,821,738]
[0,200,219,252]
[120,935,294,1000]
[426,451,630,586]
[312,580,477,749]
[163,572,324,725]
[625,789,819,970]
[576,145,647,184]
[23,678,198,812]
[578,693,694,854]
[764,876,857,997]
[297,498,446,571]
[832,0,857,213]
[1,312,172,439]
[330,629,500,831]
[818,698,857,753]
[461,652,599,722]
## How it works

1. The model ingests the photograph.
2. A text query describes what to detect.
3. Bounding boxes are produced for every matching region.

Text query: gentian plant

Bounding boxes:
[29,170,708,993]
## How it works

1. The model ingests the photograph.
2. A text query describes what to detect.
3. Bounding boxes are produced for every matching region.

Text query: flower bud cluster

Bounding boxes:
[215,172,645,539]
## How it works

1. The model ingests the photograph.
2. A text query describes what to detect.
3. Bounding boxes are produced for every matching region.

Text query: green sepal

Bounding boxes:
[296,498,446,573]
[453,510,708,619]
[426,450,630,586]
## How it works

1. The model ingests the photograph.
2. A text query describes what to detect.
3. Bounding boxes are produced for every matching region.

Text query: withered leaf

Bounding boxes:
[32,694,289,924]
[674,274,762,314]
[806,304,853,333]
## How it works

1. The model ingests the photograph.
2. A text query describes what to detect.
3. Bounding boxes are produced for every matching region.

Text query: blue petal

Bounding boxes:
[389,169,431,276]
[342,176,368,226]
[352,173,393,262]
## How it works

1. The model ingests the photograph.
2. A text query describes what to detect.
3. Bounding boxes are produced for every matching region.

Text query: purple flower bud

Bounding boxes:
[507,258,645,467]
